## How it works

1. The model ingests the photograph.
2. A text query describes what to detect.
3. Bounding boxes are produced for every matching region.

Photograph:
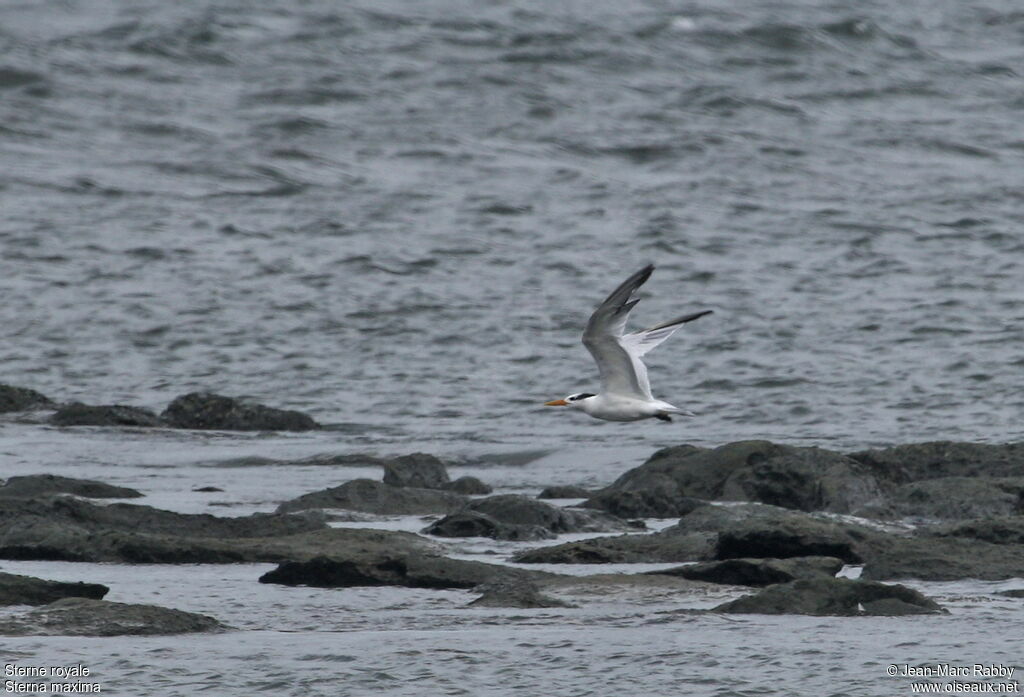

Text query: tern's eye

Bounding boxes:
[567,396,578,402]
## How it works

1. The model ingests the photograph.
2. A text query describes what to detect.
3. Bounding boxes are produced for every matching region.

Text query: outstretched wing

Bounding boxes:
[582,265,712,399]
[582,265,655,399]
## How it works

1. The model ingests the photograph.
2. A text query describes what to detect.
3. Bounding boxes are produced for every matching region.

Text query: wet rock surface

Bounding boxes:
[161,392,319,431]
[538,485,593,499]
[855,477,1024,521]
[849,441,1024,482]
[468,579,574,609]
[382,453,450,489]
[648,556,844,586]
[443,476,493,495]
[713,577,945,616]
[0,572,109,606]
[276,479,467,515]
[0,597,226,636]
[513,530,717,564]
[259,551,549,590]
[0,474,143,499]
[50,402,166,427]
[0,384,55,413]
[423,511,554,541]
[467,495,633,534]
[591,441,884,515]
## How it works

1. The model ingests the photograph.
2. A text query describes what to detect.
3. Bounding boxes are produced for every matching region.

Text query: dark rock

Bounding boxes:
[860,536,1024,582]
[382,453,450,489]
[585,485,705,518]
[0,496,436,563]
[997,589,1024,598]
[444,476,492,495]
[720,445,884,514]
[594,441,882,514]
[855,477,1024,520]
[0,572,109,606]
[715,515,873,564]
[649,556,843,586]
[538,485,592,499]
[50,403,165,427]
[259,552,548,590]
[276,479,467,515]
[0,597,226,636]
[0,474,143,499]
[926,517,1024,545]
[468,579,574,608]
[423,511,554,541]
[161,392,319,431]
[0,384,55,413]
[467,494,632,534]
[513,531,717,564]
[0,496,325,539]
[193,486,224,493]
[713,577,945,616]
[848,441,1024,482]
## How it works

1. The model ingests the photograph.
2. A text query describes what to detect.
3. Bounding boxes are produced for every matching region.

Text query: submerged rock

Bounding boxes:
[0,598,226,636]
[468,579,574,609]
[382,453,450,489]
[259,551,548,590]
[161,392,319,431]
[50,403,166,427]
[649,556,843,586]
[276,479,467,515]
[0,474,143,499]
[0,572,109,606]
[713,577,944,616]
[0,384,55,413]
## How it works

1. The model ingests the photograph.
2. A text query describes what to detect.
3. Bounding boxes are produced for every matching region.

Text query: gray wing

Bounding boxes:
[583,265,713,399]
[582,265,656,399]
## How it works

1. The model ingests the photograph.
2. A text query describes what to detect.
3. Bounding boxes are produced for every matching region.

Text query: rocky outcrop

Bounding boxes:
[423,511,553,541]
[849,441,1024,482]
[584,485,706,519]
[161,392,319,431]
[382,453,450,489]
[860,536,1024,582]
[648,556,843,586]
[587,441,883,516]
[50,403,165,427]
[0,598,226,636]
[855,477,1024,520]
[259,552,549,590]
[0,384,55,413]
[0,572,109,606]
[444,476,492,495]
[0,474,143,499]
[926,517,1024,545]
[276,479,467,515]
[423,495,633,541]
[538,485,593,499]
[713,577,944,616]
[513,530,717,564]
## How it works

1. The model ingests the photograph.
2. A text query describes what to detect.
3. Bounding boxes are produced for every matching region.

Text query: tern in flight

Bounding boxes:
[544,264,711,422]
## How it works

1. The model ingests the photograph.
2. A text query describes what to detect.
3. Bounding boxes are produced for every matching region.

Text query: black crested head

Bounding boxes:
[568,393,596,402]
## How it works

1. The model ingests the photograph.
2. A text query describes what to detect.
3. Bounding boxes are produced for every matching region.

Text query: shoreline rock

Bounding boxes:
[0,598,226,636]
[713,577,945,616]
[161,392,319,431]
[276,479,467,515]
[0,572,109,606]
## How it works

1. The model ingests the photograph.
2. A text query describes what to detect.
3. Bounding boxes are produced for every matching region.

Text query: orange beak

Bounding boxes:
[544,399,568,406]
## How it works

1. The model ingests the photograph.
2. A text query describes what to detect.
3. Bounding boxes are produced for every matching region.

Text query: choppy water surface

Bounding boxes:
[2,0,1024,694]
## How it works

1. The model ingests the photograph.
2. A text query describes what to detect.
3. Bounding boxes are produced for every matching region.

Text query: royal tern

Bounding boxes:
[544,264,711,422]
